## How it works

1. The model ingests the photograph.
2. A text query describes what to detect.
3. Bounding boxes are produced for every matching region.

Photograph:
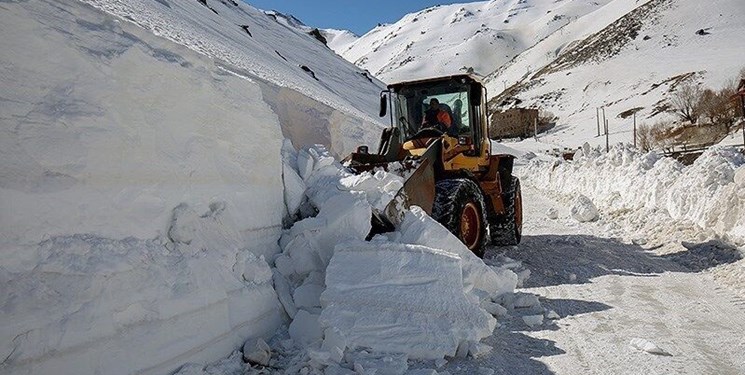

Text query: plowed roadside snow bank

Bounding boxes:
[521,144,745,245]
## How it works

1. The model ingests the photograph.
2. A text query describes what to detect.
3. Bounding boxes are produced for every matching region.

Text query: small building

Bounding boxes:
[489,108,539,139]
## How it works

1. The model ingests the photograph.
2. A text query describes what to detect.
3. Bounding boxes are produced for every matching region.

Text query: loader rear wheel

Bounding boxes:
[432,179,488,257]
[490,177,522,246]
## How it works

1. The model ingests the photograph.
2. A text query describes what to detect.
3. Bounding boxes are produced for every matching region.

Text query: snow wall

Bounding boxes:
[0,1,380,374]
[521,144,745,244]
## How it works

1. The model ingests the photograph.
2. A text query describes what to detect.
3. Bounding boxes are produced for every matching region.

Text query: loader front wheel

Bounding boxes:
[432,179,488,257]
[490,177,522,246]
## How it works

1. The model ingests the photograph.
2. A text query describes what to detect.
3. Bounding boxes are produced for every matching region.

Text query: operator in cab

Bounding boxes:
[422,98,455,135]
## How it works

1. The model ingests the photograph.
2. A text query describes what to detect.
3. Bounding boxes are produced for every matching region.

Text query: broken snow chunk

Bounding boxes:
[408,370,438,375]
[629,338,672,356]
[273,270,297,318]
[274,254,295,277]
[321,240,496,360]
[322,327,348,360]
[293,283,324,309]
[734,166,745,188]
[289,310,323,345]
[468,343,493,358]
[570,194,598,222]
[546,207,559,219]
[480,300,508,317]
[346,351,409,375]
[435,358,448,368]
[283,161,306,217]
[324,364,356,375]
[522,314,544,327]
[546,310,560,320]
[454,341,471,358]
[243,338,271,366]
[513,293,540,309]
[296,149,315,181]
[515,269,531,288]
[233,251,272,284]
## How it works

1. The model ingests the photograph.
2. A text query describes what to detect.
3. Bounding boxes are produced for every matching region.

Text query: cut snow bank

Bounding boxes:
[270,144,520,372]
[521,144,745,244]
[0,1,357,374]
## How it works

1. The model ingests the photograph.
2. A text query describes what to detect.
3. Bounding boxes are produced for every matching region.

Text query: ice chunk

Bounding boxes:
[546,207,559,220]
[289,310,323,345]
[546,310,560,320]
[629,338,672,356]
[570,195,598,222]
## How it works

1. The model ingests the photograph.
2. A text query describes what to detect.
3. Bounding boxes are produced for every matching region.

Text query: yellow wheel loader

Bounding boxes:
[344,75,522,257]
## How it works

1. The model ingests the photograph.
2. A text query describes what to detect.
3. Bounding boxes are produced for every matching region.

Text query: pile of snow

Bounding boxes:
[265,145,523,373]
[0,0,388,373]
[521,144,745,244]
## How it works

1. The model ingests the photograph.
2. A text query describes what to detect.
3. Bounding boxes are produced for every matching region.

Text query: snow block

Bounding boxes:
[289,310,324,345]
[320,240,496,359]
[397,207,517,299]
[570,194,599,222]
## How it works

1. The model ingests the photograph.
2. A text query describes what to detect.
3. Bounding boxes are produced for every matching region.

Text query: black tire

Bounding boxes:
[490,177,523,246]
[431,179,488,257]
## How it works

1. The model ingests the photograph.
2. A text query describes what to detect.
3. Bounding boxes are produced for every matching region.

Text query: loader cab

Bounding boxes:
[381,75,489,161]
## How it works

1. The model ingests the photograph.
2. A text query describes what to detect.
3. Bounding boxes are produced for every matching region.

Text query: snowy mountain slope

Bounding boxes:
[328,0,615,83]
[325,0,744,150]
[0,0,387,374]
[484,0,745,148]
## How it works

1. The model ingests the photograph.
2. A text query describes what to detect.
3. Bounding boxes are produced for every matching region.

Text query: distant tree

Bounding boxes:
[637,123,652,151]
[699,87,737,131]
[636,121,674,151]
[668,82,703,124]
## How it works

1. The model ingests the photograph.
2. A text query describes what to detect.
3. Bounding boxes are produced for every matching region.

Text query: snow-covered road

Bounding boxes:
[446,185,745,375]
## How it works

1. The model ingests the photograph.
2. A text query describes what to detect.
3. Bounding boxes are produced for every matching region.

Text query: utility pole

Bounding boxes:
[596,107,601,137]
[605,119,609,152]
[602,107,606,131]
[633,112,637,148]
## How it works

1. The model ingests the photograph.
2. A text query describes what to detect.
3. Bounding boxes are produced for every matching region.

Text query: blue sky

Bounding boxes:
[246,1,479,36]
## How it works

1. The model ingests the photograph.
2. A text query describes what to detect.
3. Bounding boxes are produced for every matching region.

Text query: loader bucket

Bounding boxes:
[368,140,440,235]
